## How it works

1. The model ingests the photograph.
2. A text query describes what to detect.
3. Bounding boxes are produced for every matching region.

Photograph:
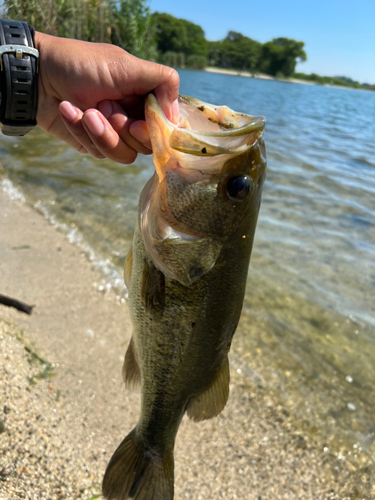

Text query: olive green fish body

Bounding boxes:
[102,95,266,500]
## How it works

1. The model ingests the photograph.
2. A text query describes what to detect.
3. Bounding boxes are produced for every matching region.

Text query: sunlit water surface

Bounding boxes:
[1,70,374,466]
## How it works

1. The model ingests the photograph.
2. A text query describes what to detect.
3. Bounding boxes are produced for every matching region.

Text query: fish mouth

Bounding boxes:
[145,94,266,180]
[146,94,265,155]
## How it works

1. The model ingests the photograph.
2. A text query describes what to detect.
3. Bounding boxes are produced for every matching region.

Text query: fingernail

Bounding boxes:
[171,99,179,124]
[60,101,78,121]
[84,111,105,136]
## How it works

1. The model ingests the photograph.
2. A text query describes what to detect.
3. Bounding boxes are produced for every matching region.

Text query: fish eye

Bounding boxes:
[226,175,252,201]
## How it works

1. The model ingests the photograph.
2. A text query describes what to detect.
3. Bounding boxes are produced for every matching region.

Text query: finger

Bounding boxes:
[129,121,152,151]
[59,102,105,159]
[140,65,180,123]
[146,65,180,123]
[118,117,152,156]
[53,122,89,155]
[82,109,139,165]
[117,58,180,123]
[155,93,180,125]
[64,139,89,155]
[98,100,152,155]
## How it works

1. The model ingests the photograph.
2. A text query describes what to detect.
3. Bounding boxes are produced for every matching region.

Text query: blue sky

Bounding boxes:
[149,0,375,84]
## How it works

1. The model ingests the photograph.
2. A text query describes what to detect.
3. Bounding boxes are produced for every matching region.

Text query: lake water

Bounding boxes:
[1,70,375,469]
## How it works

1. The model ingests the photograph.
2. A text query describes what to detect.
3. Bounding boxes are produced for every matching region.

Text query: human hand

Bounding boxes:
[35,32,180,164]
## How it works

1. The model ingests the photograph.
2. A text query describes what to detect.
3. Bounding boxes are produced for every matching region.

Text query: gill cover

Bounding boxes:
[142,94,265,287]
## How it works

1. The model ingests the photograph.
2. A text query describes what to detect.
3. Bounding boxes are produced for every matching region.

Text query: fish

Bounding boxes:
[102,94,266,500]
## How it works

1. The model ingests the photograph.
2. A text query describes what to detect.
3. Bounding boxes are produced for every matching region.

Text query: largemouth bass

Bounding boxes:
[102,94,266,500]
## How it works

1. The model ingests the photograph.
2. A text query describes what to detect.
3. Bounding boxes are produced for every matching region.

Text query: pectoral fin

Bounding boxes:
[141,258,165,320]
[151,225,222,287]
[123,337,141,392]
[186,356,230,421]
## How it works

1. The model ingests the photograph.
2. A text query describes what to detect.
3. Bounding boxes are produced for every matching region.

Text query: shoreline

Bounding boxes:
[204,66,366,90]
[0,190,371,499]
[205,66,315,85]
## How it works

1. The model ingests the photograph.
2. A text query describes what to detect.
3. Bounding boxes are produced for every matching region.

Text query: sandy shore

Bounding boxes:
[205,67,273,80]
[204,67,367,90]
[205,67,317,85]
[0,190,371,499]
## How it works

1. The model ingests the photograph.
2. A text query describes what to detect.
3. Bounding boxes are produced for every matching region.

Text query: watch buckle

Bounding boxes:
[0,44,39,71]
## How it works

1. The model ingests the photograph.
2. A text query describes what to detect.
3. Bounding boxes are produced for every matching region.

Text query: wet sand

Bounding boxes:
[0,191,371,499]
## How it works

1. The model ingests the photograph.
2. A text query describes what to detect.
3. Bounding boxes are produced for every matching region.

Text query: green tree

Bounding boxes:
[186,54,206,70]
[152,12,186,54]
[152,12,207,63]
[207,40,221,66]
[180,18,207,57]
[259,37,306,77]
[162,51,185,68]
[110,0,157,60]
[214,31,261,72]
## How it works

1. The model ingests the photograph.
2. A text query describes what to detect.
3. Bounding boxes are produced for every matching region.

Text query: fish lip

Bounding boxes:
[146,93,170,125]
[176,118,266,138]
[177,94,266,136]
[146,93,265,139]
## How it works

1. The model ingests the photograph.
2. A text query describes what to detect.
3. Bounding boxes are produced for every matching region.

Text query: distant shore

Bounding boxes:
[204,66,363,90]
[205,66,315,86]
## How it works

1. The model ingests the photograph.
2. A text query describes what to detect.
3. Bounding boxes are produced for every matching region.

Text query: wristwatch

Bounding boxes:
[0,19,39,136]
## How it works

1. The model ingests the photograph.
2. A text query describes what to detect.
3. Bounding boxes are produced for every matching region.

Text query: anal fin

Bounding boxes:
[123,337,141,392]
[186,356,230,422]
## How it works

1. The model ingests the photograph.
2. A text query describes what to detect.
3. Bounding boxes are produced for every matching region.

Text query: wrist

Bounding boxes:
[0,19,39,136]
[34,31,51,124]
[34,30,48,58]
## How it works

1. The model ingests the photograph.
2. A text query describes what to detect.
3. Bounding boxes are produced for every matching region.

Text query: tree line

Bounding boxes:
[151,13,373,89]
[0,1,307,76]
[152,12,307,78]
[1,0,373,89]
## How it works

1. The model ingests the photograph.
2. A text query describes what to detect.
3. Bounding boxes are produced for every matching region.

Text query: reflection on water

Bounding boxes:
[1,71,374,467]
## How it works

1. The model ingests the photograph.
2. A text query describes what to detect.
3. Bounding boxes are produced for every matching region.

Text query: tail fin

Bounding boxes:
[102,429,174,500]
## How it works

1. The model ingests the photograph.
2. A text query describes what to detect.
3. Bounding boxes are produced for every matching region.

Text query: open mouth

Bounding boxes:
[145,93,266,162]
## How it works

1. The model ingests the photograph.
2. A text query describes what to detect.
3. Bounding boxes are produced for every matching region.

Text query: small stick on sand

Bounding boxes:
[0,294,34,315]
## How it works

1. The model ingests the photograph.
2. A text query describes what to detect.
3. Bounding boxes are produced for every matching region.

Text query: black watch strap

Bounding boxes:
[0,19,39,136]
